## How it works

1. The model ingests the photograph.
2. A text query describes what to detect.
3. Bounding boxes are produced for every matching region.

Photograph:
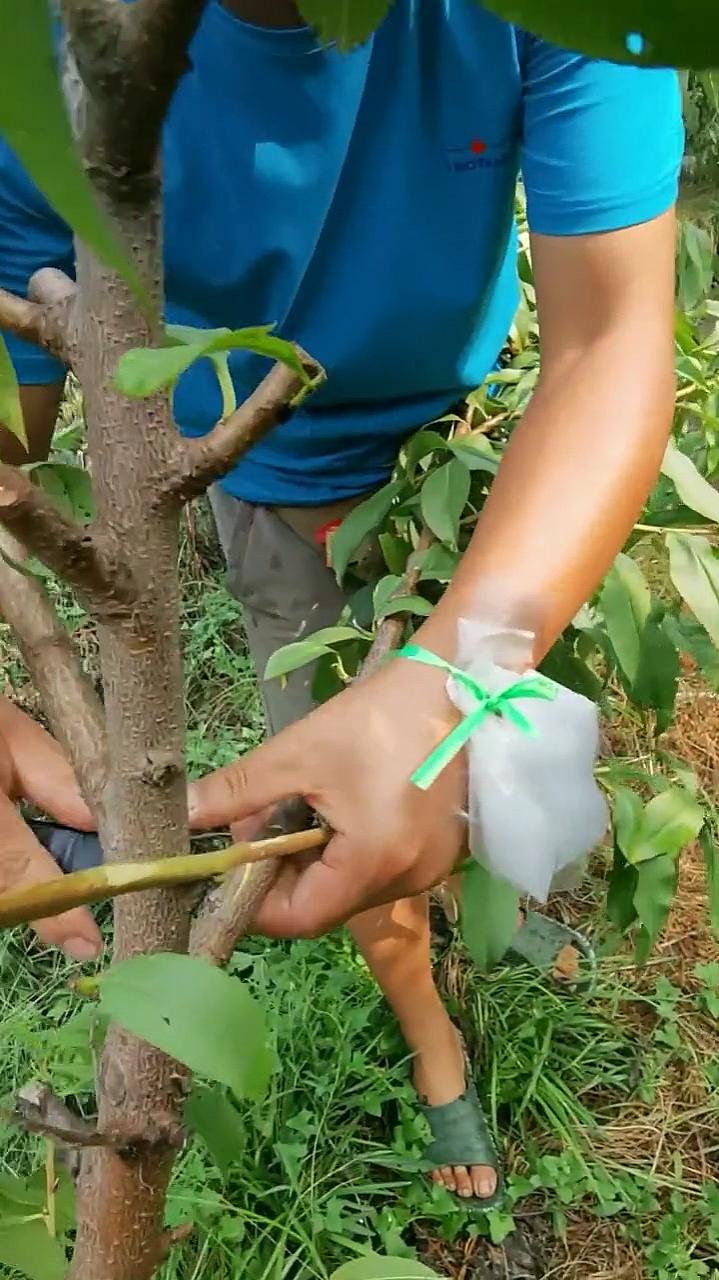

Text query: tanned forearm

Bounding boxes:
[417,317,675,666]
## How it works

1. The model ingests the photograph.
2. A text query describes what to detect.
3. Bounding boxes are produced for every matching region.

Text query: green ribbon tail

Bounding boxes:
[410,708,485,791]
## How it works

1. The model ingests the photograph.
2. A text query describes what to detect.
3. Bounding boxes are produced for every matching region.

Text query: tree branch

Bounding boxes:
[0,528,108,811]
[163,353,325,506]
[190,798,314,964]
[0,273,77,365]
[0,467,140,622]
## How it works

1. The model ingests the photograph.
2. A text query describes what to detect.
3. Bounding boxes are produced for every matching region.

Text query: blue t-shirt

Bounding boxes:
[0,0,683,506]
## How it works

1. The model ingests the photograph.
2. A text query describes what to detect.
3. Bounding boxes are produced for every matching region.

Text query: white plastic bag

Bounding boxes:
[448,621,608,901]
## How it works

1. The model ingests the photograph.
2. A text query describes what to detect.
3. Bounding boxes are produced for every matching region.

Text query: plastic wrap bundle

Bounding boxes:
[406,622,608,901]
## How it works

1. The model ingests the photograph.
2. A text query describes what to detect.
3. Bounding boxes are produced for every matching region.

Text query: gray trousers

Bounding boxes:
[209,485,361,735]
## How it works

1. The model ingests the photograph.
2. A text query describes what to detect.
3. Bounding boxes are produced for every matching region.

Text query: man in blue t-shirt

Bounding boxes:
[0,0,682,1204]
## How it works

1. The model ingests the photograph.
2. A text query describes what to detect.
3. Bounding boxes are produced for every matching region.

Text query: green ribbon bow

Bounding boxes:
[399,643,557,791]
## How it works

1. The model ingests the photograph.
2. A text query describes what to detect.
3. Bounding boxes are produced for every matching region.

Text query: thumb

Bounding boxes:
[0,793,102,962]
[188,729,299,831]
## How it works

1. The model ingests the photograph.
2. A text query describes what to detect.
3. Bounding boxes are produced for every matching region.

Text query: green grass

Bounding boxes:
[1,480,719,1278]
[2,913,718,1278]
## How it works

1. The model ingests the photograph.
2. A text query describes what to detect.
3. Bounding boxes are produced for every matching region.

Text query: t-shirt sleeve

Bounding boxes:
[519,36,685,237]
[0,137,75,384]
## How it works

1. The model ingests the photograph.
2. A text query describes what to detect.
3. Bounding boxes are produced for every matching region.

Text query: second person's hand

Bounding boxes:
[0,696,103,961]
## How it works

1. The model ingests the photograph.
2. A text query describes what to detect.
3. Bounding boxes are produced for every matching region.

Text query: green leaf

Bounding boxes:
[662,613,719,691]
[460,860,520,973]
[448,435,500,473]
[625,788,704,865]
[264,626,361,681]
[98,953,270,1102]
[538,637,602,701]
[414,542,460,583]
[631,611,679,733]
[661,438,719,523]
[0,547,53,581]
[379,532,410,575]
[371,575,433,622]
[115,343,204,398]
[0,334,27,450]
[0,1219,67,1280]
[611,786,644,858]
[329,481,403,582]
[378,595,433,620]
[667,533,719,647]
[185,1083,246,1176]
[296,0,394,51]
[420,458,471,550]
[402,429,450,475]
[633,854,678,958]
[699,827,719,931]
[599,554,651,684]
[12,1168,75,1235]
[0,0,140,297]
[114,325,309,398]
[372,574,403,620]
[478,0,719,70]
[28,462,94,524]
[330,1257,440,1280]
[606,843,639,932]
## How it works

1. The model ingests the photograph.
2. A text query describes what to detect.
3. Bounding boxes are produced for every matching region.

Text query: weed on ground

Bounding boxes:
[0,509,718,1280]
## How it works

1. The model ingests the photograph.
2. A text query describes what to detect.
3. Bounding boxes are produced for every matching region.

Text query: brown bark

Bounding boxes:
[0,466,140,621]
[165,353,323,505]
[56,8,208,1271]
[66,208,192,1277]
[0,278,75,365]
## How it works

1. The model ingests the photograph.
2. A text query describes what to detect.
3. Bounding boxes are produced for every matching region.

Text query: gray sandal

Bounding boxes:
[419,1044,503,1213]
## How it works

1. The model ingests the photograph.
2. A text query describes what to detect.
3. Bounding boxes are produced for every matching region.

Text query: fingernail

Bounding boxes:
[65,937,101,963]
[479,1176,496,1198]
[460,1187,472,1198]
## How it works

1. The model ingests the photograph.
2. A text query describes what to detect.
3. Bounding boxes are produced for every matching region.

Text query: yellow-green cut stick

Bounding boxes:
[0,827,327,930]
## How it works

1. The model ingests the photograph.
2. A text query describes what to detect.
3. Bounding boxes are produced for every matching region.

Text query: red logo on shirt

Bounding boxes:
[445,136,512,173]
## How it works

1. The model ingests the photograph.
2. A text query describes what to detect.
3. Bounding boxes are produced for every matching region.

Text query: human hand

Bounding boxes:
[188,654,467,937]
[0,696,102,961]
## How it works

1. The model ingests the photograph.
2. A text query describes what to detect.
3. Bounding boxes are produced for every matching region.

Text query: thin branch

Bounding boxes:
[0,528,108,810]
[0,275,76,365]
[164,353,325,506]
[0,467,140,621]
[190,798,314,964]
[192,525,436,965]
[359,524,435,676]
[12,1083,111,1149]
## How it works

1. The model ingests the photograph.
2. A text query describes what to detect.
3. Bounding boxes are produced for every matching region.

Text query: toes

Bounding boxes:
[472,1164,497,1200]
[453,1165,474,1199]
[432,1164,498,1201]
[435,1165,456,1193]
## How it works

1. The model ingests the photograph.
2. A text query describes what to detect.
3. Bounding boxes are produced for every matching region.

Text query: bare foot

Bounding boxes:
[412,1020,497,1201]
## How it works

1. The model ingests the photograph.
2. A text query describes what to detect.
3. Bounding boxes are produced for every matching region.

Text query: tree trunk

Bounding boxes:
[67,211,192,1279]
